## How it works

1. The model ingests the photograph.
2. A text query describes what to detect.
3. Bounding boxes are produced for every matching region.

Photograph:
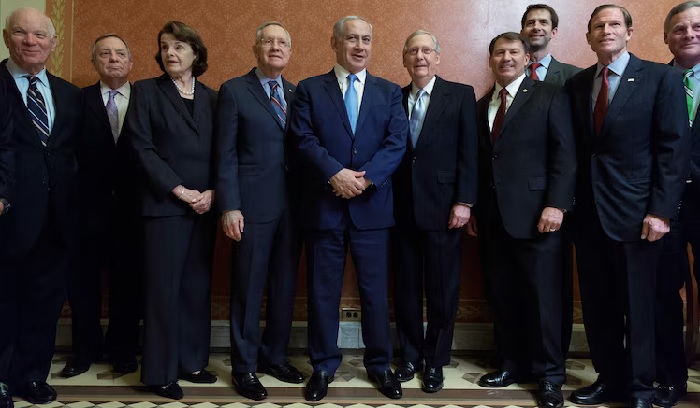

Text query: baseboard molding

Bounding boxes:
[55,319,592,353]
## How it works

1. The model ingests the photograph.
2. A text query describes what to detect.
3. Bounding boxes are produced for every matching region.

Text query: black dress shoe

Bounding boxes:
[305,371,333,401]
[535,380,564,408]
[260,361,304,384]
[60,360,91,378]
[629,397,652,408]
[153,382,183,400]
[179,370,217,384]
[0,382,13,408]
[478,370,519,387]
[112,357,138,374]
[569,380,623,405]
[232,372,267,401]
[421,367,443,393]
[394,361,423,382]
[14,381,57,404]
[369,369,402,399]
[653,384,687,407]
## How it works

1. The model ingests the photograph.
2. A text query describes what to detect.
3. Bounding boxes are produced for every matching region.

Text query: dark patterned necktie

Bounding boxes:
[593,67,609,135]
[491,88,507,142]
[269,80,286,126]
[26,76,50,146]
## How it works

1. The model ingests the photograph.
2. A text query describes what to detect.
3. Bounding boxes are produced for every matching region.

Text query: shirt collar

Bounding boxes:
[494,73,526,101]
[596,50,630,77]
[411,75,437,97]
[334,63,367,84]
[99,80,131,98]
[532,53,552,69]
[6,58,49,86]
[255,67,283,89]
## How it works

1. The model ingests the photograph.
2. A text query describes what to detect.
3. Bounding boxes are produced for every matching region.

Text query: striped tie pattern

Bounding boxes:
[26,76,50,146]
[684,69,694,127]
[269,81,286,126]
[107,90,119,143]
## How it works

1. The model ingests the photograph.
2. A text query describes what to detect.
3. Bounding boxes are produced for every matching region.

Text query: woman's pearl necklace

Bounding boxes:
[172,77,196,96]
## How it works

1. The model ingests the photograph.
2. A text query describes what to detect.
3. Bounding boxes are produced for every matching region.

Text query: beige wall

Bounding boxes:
[0,0,45,60]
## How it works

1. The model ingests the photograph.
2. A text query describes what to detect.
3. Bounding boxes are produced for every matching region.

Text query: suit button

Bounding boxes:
[353,148,358,155]
[492,155,498,160]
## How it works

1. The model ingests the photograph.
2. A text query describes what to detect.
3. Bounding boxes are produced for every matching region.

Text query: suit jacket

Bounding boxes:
[290,70,408,230]
[543,57,582,86]
[78,82,139,229]
[565,53,691,241]
[125,74,217,217]
[476,77,576,239]
[215,68,295,223]
[0,78,13,203]
[393,76,478,230]
[0,59,82,258]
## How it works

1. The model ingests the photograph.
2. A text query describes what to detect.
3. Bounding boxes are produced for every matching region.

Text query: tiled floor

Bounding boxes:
[12,352,700,407]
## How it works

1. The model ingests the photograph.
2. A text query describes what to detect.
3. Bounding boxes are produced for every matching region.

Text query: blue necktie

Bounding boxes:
[409,89,426,147]
[26,76,50,146]
[269,80,286,126]
[344,74,358,133]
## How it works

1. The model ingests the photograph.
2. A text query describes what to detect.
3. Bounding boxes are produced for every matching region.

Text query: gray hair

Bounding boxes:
[255,21,292,49]
[91,33,131,61]
[5,7,56,37]
[332,15,372,41]
[664,1,700,33]
[403,29,440,54]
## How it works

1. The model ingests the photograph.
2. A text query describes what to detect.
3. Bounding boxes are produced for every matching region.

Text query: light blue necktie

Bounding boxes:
[106,90,119,143]
[344,74,358,133]
[409,89,426,147]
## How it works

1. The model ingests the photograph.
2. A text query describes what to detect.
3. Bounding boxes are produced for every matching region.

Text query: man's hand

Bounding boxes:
[448,203,471,229]
[0,201,4,215]
[191,189,214,214]
[222,210,244,241]
[641,214,670,242]
[537,207,564,233]
[329,169,367,199]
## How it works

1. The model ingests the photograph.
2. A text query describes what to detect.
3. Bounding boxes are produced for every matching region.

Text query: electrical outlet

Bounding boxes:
[340,307,361,321]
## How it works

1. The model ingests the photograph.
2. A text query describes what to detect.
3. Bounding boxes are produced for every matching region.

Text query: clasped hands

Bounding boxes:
[330,168,372,199]
[172,185,213,215]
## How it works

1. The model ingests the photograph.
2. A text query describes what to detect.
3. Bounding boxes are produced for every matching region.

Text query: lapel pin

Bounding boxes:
[522,89,528,93]
[628,78,635,82]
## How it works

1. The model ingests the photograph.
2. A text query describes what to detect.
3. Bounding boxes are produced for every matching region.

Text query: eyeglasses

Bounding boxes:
[259,37,290,48]
[406,47,436,56]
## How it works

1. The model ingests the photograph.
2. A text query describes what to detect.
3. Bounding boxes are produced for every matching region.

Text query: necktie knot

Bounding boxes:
[109,89,119,99]
[686,69,694,79]
[600,66,609,81]
[26,75,38,87]
[348,73,357,87]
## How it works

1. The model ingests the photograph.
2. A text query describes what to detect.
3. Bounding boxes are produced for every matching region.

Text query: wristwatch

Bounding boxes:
[0,198,10,215]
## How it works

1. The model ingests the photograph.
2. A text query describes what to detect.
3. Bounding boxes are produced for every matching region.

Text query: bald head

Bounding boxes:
[3,7,57,75]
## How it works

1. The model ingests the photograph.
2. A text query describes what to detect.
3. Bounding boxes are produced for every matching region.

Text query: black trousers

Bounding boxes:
[574,209,660,400]
[140,213,215,386]
[480,209,566,384]
[393,226,461,368]
[229,207,301,373]
[0,217,72,384]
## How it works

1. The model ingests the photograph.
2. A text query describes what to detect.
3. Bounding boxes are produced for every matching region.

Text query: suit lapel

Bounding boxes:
[157,75,197,132]
[282,78,294,130]
[244,69,286,130]
[323,70,354,137]
[477,89,494,152]
[496,77,535,144]
[356,72,377,134]
[545,58,562,85]
[85,82,113,139]
[577,65,597,140]
[0,61,42,146]
[415,77,448,149]
[604,54,642,134]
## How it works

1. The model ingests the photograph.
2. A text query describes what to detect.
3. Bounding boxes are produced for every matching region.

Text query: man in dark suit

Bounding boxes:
[391,30,477,393]
[520,4,581,85]
[0,7,83,406]
[289,15,407,402]
[565,6,690,408]
[215,21,303,401]
[61,33,142,378]
[469,32,575,408]
[653,2,700,406]
[519,4,581,360]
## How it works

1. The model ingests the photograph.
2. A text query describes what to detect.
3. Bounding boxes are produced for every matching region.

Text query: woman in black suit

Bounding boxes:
[125,21,217,400]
